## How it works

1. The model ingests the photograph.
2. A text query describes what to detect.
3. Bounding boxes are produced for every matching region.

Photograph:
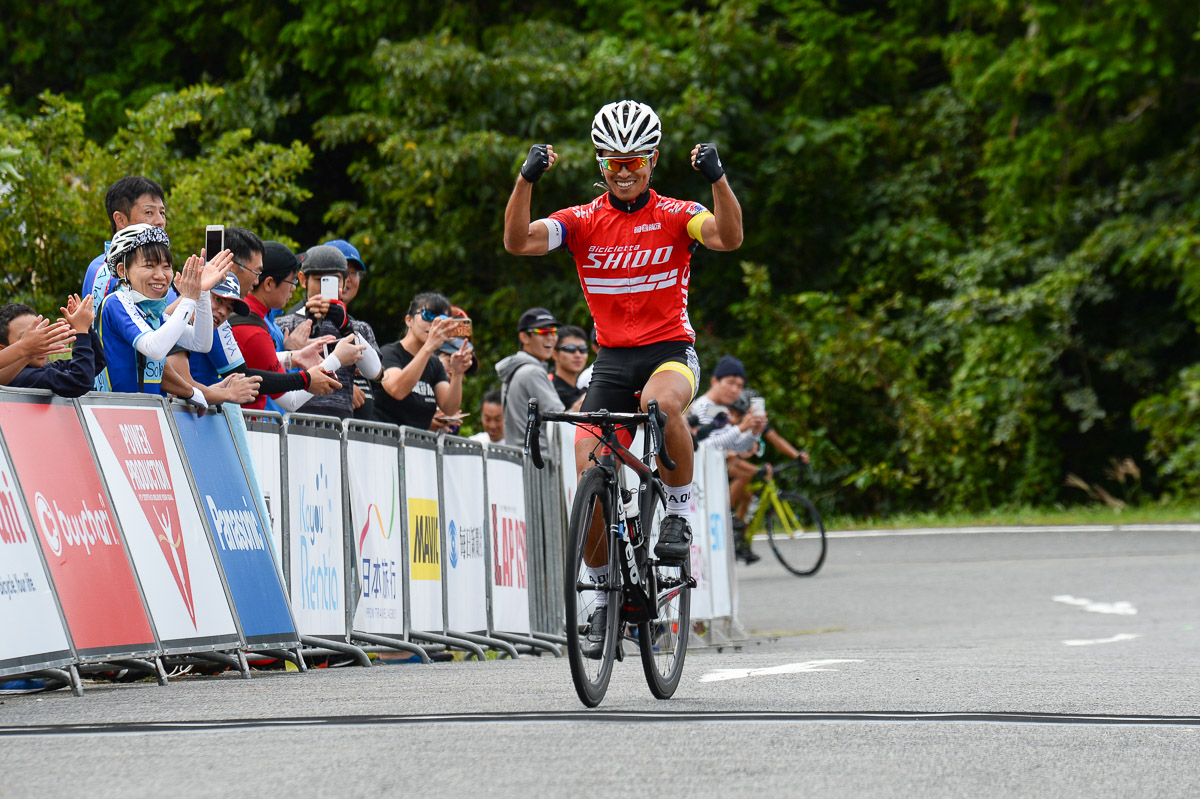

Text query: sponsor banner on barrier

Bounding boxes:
[442,449,487,632]
[404,440,442,632]
[172,409,297,646]
[0,400,156,655]
[487,454,531,634]
[688,453,714,621]
[0,443,73,673]
[245,425,283,569]
[347,437,404,635]
[556,422,577,510]
[703,446,733,618]
[83,404,240,649]
[286,430,347,638]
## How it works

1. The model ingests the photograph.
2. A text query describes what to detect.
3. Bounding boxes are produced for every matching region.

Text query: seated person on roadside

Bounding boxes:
[374,291,472,430]
[496,307,564,447]
[229,241,345,411]
[549,324,589,411]
[95,224,230,397]
[468,389,505,445]
[0,297,98,397]
[322,237,379,421]
[83,176,167,307]
[276,245,380,419]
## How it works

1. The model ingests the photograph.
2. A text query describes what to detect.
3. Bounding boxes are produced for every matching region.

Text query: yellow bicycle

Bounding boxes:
[739,459,827,576]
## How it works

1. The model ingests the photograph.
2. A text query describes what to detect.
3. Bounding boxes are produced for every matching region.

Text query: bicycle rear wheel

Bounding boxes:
[637,482,690,699]
[564,467,621,707]
[765,491,827,576]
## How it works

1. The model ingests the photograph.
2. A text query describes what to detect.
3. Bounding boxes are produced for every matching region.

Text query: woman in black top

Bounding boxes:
[374,291,472,429]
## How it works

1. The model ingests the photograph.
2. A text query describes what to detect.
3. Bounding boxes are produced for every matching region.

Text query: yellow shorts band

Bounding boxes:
[652,360,698,399]
[687,212,714,245]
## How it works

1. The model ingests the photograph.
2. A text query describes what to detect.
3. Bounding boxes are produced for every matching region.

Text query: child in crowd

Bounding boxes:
[95,223,232,397]
[0,295,104,397]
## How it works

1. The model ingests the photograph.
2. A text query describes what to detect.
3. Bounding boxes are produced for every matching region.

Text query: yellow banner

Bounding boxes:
[408,498,440,581]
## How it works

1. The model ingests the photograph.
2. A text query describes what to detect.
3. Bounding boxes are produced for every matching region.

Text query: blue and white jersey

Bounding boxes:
[189,322,246,385]
[95,291,167,394]
[83,247,114,308]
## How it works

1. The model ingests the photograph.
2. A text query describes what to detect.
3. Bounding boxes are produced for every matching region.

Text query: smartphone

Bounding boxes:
[205,225,224,262]
[448,318,472,338]
[320,274,340,301]
[750,397,766,415]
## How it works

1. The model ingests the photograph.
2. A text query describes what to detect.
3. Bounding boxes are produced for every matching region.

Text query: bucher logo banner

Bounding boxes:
[92,408,194,626]
[408,497,440,581]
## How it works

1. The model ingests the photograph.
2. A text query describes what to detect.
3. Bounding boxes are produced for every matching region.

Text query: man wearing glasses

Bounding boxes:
[503,99,743,568]
[497,307,566,447]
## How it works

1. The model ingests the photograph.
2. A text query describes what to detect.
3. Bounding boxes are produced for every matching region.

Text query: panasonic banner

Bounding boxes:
[0,395,157,659]
[81,399,242,653]
[403,430,442,633]
[346,424,405,637]
[441,439,488,633]
[284,416,347,639]
[172,406,298,649]
[0,437,74,676]
[486,446,531,635]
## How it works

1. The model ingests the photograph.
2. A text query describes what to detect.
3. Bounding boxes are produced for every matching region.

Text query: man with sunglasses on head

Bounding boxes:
[503,99,743,572]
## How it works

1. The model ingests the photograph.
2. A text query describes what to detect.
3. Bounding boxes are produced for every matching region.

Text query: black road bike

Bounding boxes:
[526,399,694,707]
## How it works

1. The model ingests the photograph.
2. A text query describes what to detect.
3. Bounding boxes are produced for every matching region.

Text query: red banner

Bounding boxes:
[0,402,154,651]
[92,408,195,626]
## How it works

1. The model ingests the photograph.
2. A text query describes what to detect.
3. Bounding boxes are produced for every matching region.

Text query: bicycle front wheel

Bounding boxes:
[564,466,621,707]
[637,483,690,699]
[765,492,827,576]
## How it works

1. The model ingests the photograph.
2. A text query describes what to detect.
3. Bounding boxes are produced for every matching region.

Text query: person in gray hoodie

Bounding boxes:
[496,307,564,447]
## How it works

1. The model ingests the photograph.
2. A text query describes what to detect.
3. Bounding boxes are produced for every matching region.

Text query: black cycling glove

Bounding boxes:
[694,143,725,184]
[520,144,551,183]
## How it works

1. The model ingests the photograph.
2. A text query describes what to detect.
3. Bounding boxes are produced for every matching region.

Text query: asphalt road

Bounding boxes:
[3,526,1198,798]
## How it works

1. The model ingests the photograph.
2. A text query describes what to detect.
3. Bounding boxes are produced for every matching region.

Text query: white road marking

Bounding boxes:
[1053,595,1137,615]
[1062,633,1141,646]
[699,659,864,683]
[768,523,1200,540]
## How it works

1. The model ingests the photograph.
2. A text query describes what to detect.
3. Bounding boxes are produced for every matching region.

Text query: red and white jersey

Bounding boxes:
[546,190,712,348]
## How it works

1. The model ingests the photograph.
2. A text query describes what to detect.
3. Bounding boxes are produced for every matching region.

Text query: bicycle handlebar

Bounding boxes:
[523,398,675,471]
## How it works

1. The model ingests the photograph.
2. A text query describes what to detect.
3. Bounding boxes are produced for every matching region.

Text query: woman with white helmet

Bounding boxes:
[503,98,743,658]
[95,222,233,396]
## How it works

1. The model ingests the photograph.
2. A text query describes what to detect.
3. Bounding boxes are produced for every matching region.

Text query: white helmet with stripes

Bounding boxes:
[591,100,661,155]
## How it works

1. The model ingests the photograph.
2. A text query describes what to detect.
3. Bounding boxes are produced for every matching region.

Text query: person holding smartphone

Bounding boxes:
[275,245,381,419]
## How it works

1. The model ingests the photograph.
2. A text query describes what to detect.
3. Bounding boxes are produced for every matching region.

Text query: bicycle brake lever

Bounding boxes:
[524,398,544,469]
[646,399,676,472]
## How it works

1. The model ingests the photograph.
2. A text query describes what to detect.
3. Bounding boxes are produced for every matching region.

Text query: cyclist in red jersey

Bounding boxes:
[504,99,743,596]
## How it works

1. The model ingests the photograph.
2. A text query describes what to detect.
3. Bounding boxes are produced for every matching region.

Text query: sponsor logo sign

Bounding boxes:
[486,455,530,634]
[408,498,440,581]
[348,438,404,634]
[442,450,487,631]
[285,432,345,637]
[403,440,442,631]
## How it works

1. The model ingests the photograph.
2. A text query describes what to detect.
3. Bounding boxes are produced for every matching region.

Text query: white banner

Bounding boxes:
[0,445,72,672]
[83,404,240,648]
[688,451,714,621]
[286,432,346,637]
[245,426,283,571]
[347,437,404,635]
[404,442,442,632]
[702,446,733,618]
[442,449,487,632]
[556,422,577,510]
[487,455,530,634]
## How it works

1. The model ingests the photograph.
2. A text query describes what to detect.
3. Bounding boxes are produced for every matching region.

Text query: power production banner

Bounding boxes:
[486,450,531,634]
[0,442,73,675]
[285,427,347,638]
[404,436,442,632]
[82,403,241,651]
[172,409,297,647]
[0,398,156,657]
[346,435,405,636]
[442,446,488,633]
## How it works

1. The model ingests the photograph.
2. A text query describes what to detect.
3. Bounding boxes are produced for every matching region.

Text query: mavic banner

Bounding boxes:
[346,435,404,636]
[702,445,733,619]
[0,441,73,675]
[404,435,442,632]
[285,426,347,638]
[82,403,240,651]
[243,415,284,570]
[442,444,487,633]
[0,398,156,657]
[487,450,531,634]
[172,409,296,647]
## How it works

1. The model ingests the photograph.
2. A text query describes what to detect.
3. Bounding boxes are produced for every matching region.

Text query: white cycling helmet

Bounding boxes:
[106,222,169,267]
[591,100,661,155]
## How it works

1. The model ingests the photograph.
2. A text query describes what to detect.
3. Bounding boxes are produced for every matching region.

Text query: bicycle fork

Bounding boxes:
[615,485,653,624]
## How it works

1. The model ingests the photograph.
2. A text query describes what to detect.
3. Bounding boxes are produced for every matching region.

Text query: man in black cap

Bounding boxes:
[495,307,564,447]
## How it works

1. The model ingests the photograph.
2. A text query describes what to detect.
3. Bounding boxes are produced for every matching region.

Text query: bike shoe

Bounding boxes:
[735,541,762,565]
[581,607,608,660]
[654,515,693,565]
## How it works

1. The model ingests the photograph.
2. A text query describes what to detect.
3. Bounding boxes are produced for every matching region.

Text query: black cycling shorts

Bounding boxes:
[580,339,700,414]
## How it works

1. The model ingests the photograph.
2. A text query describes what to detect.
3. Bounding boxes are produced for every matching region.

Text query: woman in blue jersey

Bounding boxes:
[96,223,233,396]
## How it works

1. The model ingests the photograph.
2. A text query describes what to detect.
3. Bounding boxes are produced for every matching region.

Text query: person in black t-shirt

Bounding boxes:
[374,291,473,430]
